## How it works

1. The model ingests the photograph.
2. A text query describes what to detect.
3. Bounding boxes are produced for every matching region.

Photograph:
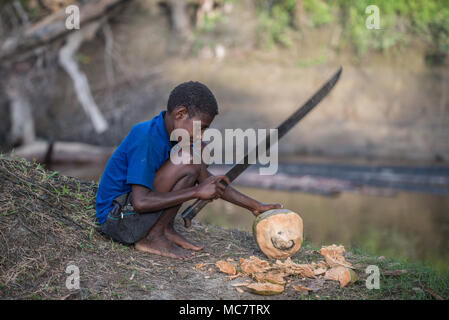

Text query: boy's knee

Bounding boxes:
[163,152,201,177]
[175,161,201,179]
[170,147,202,174]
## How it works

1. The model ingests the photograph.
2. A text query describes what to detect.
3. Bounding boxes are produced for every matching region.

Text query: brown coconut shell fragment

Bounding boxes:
[320,244,353,268]
[311,261,328,276]
[253,271,287,285]
[245,282,285,295]
[324,266,358,287]
[275,258,316,278]
[216,260,236,275]
[253,209,303,259]
[239,256,272,275]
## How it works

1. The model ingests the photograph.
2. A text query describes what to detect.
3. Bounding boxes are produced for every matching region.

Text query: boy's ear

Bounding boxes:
[174,106,189,120]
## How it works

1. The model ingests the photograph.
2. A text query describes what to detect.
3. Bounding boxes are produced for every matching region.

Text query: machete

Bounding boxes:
[182,66,343,228]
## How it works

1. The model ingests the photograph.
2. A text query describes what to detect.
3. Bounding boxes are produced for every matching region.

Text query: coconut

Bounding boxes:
[253,209,303,259]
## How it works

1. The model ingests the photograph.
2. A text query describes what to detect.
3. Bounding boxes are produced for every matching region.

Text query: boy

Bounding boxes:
[96,81,281,260]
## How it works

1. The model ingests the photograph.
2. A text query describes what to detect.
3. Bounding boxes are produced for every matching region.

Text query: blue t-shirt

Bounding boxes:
[96,110,172,225]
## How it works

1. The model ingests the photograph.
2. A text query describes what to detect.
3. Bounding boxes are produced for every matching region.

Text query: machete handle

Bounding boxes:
[181,179,228,228]
[182,178,230,228]
[182,199,211,228]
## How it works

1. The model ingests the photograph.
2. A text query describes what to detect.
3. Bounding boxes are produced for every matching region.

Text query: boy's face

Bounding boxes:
[172,106,214,143]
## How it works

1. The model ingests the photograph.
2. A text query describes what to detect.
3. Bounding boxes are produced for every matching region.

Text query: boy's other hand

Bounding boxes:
[252,203,283,216]
[195,175,230,200]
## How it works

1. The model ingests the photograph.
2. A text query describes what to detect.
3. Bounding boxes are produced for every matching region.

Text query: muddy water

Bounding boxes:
[51,163,449,273]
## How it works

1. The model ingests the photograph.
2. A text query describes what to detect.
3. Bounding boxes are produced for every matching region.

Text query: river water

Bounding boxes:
[51,160,449,273]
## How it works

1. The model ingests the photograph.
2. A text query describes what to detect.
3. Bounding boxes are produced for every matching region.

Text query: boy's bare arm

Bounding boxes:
[132,174,229,213]
[198,165,282,216]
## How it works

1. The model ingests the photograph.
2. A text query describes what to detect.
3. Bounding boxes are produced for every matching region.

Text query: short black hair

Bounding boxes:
[167,81,218,117]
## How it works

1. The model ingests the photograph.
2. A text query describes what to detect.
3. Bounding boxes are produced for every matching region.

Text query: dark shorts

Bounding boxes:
[99,192,164,245]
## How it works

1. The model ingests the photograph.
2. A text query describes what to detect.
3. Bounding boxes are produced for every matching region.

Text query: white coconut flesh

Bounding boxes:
[253,209,303,259]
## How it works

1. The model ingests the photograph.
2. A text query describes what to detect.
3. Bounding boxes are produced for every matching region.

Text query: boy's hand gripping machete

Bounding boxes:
[182,67,343,228]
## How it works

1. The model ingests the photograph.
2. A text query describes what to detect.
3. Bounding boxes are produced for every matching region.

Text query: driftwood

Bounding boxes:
[4,78,35,146]
[11,140,114,164]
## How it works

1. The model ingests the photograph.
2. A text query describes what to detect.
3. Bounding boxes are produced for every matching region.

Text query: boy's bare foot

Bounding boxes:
[165,226,204,251]
[135,234,194,260]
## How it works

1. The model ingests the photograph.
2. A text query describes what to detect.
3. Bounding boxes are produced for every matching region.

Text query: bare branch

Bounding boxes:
[58,21,108,133]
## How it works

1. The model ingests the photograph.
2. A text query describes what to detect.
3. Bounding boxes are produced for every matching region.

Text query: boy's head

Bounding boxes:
[167,81,218,141]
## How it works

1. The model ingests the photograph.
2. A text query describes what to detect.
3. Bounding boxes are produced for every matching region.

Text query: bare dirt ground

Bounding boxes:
[0,156,447,300]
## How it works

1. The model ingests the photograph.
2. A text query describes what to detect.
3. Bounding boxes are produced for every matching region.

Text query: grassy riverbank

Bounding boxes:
[0,155,447,300]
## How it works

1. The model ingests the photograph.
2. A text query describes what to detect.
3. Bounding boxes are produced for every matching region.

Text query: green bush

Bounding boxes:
[256,0,298,48]
[255,0,449,63]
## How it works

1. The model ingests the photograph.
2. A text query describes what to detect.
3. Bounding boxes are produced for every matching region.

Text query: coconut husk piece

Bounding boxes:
[274,258,316,278]
[310,261,328,276]
[245,282,285,295]
[215,260,236,275]
[253,270,287,285]
[324,266,358,287]
[239,256,272,275]
[320,244,353,268]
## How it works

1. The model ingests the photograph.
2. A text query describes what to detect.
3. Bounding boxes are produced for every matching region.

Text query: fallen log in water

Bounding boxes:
[210,162,449,196]
[10,140,114,164]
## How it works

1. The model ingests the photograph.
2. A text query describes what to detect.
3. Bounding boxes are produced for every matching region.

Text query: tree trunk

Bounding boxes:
[58,21,109,133]
[5,81,35,146]
[169,0,190,36]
